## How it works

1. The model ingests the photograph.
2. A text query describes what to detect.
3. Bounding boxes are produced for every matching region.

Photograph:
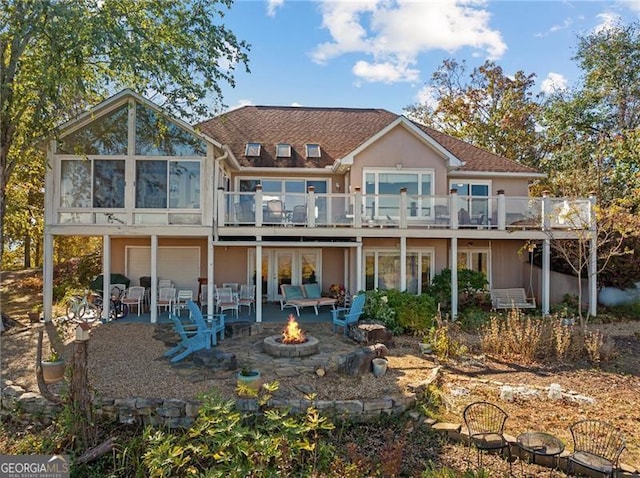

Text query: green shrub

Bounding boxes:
[363,289,437,335]
[427,268,488,313]
[142,389,336,477]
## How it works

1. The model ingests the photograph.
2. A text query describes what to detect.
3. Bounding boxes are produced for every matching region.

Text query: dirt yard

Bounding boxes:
[2,269,639,470]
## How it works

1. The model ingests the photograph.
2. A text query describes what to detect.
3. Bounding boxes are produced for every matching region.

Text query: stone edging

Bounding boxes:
[1,378,416,427]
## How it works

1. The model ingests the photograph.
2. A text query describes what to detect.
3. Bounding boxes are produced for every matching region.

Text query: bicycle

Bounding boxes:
[106,286,129,320]
[66,291,102,322]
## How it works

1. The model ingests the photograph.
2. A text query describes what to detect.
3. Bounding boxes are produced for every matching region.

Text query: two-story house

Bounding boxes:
[42,89,596,323]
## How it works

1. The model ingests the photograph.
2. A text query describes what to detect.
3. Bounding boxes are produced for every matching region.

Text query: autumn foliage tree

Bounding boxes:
[0,0,250,266]
[405,59,543,168]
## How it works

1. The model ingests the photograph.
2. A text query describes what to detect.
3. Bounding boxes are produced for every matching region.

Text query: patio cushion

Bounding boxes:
[286,285,305,299]
[303,283,322,299]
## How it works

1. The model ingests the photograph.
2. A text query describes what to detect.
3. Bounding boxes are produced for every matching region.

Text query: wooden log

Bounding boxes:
[407,366,442,396]
[76,437,116,465]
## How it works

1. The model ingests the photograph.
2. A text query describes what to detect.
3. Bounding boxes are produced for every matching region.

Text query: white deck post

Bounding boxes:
[451,237,458,318]
[43,233,54,322]
[150,235,158,323]
[589,192,598,317]
[102,235,111,322]
[542,191,551,315]
[256,244,263,323]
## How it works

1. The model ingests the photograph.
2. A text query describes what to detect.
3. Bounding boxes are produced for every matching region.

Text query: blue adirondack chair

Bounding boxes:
[332,293,366,335]
[187,300,225,346]
[164,314,213,363]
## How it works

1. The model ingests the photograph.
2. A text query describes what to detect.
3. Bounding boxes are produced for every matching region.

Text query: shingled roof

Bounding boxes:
[197,105,539,174]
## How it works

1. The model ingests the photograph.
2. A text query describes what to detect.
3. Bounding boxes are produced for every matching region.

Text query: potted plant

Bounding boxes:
[28,304,43,323]
[236,365,262,397]
[41,348,65,384]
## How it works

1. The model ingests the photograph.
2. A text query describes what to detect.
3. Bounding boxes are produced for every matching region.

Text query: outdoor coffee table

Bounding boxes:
[517,431,564,476]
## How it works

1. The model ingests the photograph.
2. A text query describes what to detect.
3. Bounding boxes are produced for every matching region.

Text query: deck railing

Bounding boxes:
[218,188,594,231]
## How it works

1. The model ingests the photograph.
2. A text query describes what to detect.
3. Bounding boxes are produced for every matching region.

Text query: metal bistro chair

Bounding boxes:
[174,289,194,317]
[463,401,512,473]
[238,284,256,315]
[121,286,145,316]
[568,419,625,478]
[215,287,239,318]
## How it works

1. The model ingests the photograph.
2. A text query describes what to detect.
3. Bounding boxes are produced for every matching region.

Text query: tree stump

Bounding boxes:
[350,322,394,347]
[338,343,388,376]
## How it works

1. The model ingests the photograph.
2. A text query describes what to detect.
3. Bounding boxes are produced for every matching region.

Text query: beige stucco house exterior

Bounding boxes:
[42,89,596,323]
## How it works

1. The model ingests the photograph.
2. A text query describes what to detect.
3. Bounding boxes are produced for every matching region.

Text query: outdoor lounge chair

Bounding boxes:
[280,284,319,316]
[568,419,625,478]
[331,293,365,335]
[164,314,213,363]
[302,283,337,312]
[186,300,225,346]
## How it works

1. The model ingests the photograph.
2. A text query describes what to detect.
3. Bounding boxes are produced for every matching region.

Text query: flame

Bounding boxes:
[282,314,306,344]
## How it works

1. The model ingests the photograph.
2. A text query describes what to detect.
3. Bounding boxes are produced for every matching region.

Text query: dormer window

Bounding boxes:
[276,143,291,158]
[305,143,321,158]
[245,142,261,156]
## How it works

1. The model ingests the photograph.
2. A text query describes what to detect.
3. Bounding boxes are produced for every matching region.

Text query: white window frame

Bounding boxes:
[276,143,292,158]
[305,143,321,158]
[457,246,492,288]
[363,168,435,219]
[245,142,261,156]
[364,247,434,293]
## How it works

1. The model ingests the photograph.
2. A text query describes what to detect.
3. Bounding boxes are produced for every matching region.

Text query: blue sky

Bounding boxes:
[219,0,639,115]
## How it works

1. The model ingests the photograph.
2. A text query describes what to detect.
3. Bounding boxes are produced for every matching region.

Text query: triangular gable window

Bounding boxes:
[58,105,128,155]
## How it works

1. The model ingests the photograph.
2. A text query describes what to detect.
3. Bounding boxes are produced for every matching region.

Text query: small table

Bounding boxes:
[517,431,564,476]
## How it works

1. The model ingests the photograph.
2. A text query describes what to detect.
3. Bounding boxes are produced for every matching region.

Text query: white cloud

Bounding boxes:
[266,0,284,17]
[620,0,640,12]
[594,12,621,33]
[415,85,439,110]
[353,60,420,84]
[540,72,568,94]
[226,99,254,112]
[311,0,506,84]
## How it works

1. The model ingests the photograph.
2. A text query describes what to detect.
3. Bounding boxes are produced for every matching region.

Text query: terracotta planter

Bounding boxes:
[41,360,65,384]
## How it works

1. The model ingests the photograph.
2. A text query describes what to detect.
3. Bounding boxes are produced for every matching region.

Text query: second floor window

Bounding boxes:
[60,159,125,208]
[136,160,200,209]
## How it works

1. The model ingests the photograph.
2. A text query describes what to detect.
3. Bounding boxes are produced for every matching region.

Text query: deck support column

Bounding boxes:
[256,244,263,323]
[451,237,458,318]
[102,235,111,322]
[43,233,54,322]
[150,235,158,323]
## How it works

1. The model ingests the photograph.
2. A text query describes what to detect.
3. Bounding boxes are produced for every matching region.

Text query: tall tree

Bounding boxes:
[0,0,250,264]
[405,59,542,167]
[539,21,640,208]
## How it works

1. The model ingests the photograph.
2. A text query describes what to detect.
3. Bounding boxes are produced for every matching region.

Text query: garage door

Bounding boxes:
[126,246,201,295]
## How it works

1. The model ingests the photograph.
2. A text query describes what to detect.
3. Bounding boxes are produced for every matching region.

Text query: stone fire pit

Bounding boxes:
[263,335,320,358]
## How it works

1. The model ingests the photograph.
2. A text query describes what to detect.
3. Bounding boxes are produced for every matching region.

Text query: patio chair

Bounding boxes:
[238,284,256,314]
[157,287,176,314]
[235,201,254,224]
[158,279,173,289]
[215,287,239,318]
[164,314,213,363]
[568,419,625,478]
[463,401,511,472]
[291,204,307,224]
[331,293,365,336]
[222,282,239,294]
[280,284,319,316]
[264,199,285,223]
[121,286,145,316]
[186,300,225,346]
[174,289,193,317]
[199,284,209,312]
[434,205,450,224]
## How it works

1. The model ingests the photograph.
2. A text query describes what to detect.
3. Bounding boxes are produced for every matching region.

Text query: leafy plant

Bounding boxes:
[427,268,489,313]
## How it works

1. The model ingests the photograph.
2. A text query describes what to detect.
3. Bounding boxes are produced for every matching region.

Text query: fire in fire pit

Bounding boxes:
[263,315,319,358]
[282,315,305,344]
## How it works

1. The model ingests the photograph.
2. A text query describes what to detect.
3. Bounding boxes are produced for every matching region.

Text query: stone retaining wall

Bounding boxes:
[1,378,417,428]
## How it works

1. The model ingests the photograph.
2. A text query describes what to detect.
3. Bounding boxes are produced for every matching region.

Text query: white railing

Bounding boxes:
[218,189,593,231]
